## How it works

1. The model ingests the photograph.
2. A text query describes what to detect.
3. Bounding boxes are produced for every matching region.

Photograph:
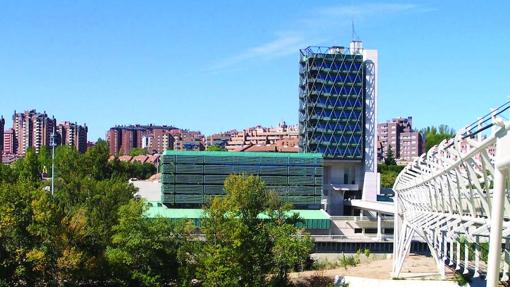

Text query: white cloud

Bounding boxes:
[204,34,307,73]
[315,3,418,18]
[205,2,433,73]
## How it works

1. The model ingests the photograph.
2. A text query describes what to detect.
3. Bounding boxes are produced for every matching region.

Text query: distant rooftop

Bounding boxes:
[162,150,322,158]
[145,201,331,229]
[110,124,177,130]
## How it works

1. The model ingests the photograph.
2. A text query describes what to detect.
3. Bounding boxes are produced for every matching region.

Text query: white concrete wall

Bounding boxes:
[362,48,380,202]
[363,48,378,174]
[132,180,161,201]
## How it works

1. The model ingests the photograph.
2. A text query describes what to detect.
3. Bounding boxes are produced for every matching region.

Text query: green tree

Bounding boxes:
[381,170,398,188]
[54,145,84,181]
[421,125,455,152]
[37,146,51,176]
[0,164,17,184]
[195,174,313,287]
[83,139,111,180]
[384,145,397,166]
[0,183,40,284]
[106,200,189,286]
[17,148,41,184]
[0,143,144,285]
[129,147,147,156]
[206,145,226,152]
[378,164,404,188]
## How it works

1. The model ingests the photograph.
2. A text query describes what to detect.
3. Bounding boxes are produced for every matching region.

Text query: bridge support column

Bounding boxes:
[376,212,382,240]
[501,239,509,281]
[487,127,510,287]
[474,236,480,278]
[443,231,448,261]
[463,241,470,274]
[449,238,455,266]
[456,240,461,270]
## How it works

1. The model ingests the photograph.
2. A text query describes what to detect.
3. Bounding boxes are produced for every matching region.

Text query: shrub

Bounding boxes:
[339,253,359,270]
[363,248,371,258]
[453,273,470,286]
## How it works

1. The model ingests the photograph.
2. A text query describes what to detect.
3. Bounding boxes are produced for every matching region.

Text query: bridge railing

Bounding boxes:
[391,102,510,286]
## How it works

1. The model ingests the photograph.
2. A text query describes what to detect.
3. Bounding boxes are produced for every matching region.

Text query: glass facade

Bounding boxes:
[160,150,323,209]
[299,46,365,160]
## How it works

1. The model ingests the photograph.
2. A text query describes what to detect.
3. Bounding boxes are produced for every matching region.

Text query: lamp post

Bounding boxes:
[50,127,56,196]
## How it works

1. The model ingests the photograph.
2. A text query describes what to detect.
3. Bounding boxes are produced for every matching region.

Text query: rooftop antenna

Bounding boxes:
[351,20,360,41]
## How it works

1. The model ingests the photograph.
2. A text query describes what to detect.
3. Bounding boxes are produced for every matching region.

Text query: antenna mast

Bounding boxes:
[351,20,359,41]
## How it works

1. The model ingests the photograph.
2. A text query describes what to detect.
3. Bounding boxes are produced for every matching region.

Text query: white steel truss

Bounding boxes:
[392,108,510,286]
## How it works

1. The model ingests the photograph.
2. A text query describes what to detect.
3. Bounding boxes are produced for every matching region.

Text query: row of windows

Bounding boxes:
[313,124,363,132]
[313,147,363,156]
[307,63,362,71]
[303,86,363,95]
[308,135,362,142]
[310,74,363,83]
[305,110,362,119]
[306,98,363,107]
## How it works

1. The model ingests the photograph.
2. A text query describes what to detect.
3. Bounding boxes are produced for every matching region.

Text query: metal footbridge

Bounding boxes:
[392,100,510,286]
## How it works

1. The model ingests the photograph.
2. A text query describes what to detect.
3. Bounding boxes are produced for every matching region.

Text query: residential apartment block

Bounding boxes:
[106,125,206,155]
[142,128,176,154]
[1,110,88,155]
[225,122,298,152]
[57,121,89,153]
[205,131,236,149]
[107,125,171,155]
[3,128,15,155]
[377,117,424,164]
[12,110,56,154]
[0,116,4,154]
[173,130,205,151]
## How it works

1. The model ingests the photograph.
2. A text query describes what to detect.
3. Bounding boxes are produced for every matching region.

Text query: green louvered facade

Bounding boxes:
[160,150,323,209]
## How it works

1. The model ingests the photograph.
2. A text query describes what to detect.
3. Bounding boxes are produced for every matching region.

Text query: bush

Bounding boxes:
[311,260,328,270]
[453,272,470,286]
[339,253,359,270]
[363,248,371,258]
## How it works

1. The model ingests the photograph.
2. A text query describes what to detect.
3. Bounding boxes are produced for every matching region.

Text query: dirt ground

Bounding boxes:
[290,254,455,284]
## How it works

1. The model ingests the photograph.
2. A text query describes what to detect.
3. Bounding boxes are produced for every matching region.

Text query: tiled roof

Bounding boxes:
[132,155,148,163]
[118,155,133,162]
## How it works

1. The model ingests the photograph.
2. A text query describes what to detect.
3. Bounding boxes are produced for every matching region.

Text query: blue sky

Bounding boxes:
[0,1,509,140]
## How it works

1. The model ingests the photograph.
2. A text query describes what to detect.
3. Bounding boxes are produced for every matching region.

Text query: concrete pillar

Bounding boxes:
[474,236,480,278]
[449,239,455,266]
[487,143,508,286]
[456,240,461,270]
[501,239,509,281]
[463,241,469,274]
[376,212,382,240]
[443,232,448,261]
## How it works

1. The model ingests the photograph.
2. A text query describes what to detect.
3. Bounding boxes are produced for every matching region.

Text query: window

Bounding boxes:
[384,228,394,234]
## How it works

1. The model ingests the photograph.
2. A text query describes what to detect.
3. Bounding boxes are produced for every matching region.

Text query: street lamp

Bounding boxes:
[50,127,56,196]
